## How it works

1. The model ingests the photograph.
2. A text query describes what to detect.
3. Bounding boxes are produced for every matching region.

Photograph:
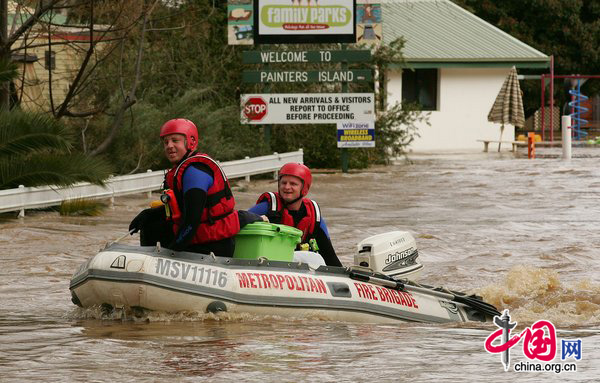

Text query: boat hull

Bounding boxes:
[70,244,489,324]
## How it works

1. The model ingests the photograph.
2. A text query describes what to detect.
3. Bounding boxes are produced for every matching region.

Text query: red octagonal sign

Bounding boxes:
[243,97,268,122]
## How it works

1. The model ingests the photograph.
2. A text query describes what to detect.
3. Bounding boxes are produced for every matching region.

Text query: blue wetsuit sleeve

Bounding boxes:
[182,166,213,193]
[248,201,269,215]
[319,217,331,239]
[313,217,341,267]
[170,166,212,250]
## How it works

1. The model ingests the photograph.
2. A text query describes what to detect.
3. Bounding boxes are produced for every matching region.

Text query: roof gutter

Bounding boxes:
[389,59,551,70]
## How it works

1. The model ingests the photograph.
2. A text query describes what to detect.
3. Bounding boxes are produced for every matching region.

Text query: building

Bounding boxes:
[8,2,107,113]
[382,0,550,152]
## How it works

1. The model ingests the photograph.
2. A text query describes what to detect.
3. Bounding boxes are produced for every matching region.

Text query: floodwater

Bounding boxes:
[1,148,599,382]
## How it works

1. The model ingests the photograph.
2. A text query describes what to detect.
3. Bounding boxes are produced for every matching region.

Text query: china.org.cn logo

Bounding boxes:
[484,310,582,373]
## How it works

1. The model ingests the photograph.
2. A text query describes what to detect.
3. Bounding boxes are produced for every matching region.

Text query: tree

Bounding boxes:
[452,0,600,115]
[1,0,147,121]
[1,0,59,110]
[0,57,112,189]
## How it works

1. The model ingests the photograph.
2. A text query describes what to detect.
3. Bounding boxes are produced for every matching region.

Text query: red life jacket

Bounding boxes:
[256,192,321,242]
[164,153,240,244]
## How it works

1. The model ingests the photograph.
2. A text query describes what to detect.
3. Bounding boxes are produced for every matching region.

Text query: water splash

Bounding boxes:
[476,264,600,327]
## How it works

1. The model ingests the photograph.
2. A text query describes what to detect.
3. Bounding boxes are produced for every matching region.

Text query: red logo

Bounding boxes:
[243,97,268,121]
[485,320,557,361]
[484,309,583,373]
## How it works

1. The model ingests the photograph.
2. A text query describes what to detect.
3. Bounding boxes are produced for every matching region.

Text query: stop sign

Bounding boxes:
[243,97,268,122]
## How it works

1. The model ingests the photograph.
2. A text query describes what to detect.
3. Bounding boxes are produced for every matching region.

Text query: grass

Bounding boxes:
[59,198,107,216]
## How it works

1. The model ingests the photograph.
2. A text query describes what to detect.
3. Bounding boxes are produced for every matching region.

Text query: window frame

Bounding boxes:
[401,68,439,111]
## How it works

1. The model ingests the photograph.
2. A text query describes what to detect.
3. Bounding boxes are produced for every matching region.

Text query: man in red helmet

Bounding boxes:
[129,118,264,256]
[248,163,342,267]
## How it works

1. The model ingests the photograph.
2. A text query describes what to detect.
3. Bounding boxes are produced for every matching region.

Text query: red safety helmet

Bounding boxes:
[159,119,198,151]
[279,163,312,196]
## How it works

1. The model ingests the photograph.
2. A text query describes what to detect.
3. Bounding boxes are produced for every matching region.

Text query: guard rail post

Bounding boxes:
[147,170,153,198]
[273,152,279,180]
[244,157,250,182]
[18,185,25,218]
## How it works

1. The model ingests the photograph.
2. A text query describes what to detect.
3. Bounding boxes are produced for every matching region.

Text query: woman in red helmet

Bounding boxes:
[248,163,342,267]
[129,118,264,257]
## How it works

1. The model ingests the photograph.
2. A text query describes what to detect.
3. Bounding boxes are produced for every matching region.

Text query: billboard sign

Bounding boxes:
[254,0,356,44]
[228,0,254,45]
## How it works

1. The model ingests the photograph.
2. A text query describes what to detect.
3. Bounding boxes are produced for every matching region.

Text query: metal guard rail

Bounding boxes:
[0,150,303,215]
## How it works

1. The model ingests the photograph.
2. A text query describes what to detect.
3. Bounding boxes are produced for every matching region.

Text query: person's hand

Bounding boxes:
[237,210,268,228]
[129,208,159,234]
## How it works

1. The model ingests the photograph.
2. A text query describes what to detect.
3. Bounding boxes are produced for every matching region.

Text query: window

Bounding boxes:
[402,68,438,111]
[44,50,56,70]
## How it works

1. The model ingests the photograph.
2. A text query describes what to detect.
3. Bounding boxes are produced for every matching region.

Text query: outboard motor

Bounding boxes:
[355,231,423,280]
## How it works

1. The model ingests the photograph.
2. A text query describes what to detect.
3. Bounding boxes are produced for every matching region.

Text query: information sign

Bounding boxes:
[240,93,374,124]
[242,50,371,64]
[242,69,371,83]
[337,121,375,148]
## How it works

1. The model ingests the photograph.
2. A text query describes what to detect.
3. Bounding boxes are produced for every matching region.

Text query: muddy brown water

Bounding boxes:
[1,150,599,382]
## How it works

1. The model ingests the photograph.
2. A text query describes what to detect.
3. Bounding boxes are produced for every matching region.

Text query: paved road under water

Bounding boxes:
[1,150,599,382]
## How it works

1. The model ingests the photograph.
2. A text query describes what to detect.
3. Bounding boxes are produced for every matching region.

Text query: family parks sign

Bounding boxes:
[241,93,374,124]
[254,0,356,44]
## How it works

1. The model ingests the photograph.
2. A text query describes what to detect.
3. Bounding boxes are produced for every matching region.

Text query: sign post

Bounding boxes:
[341,45,350,173]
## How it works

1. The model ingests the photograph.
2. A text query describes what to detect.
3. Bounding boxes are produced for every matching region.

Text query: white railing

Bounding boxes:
[0,150,303,216]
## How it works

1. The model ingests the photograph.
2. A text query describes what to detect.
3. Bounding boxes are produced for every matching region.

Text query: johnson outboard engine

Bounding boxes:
[354,231,423,280]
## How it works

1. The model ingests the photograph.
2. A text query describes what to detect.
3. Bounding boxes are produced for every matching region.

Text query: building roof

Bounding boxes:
[382,0,550,68]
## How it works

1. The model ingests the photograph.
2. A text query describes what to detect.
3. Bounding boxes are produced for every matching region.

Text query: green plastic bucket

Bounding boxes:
[233,222,302,261]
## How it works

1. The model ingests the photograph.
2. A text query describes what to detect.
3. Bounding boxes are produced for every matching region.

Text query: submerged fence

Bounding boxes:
[0,150,303,216]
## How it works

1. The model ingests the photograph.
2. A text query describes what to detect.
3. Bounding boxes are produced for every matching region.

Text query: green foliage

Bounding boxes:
[452,0,600,115]
[59,198,107,216]
[375,102,428,160]
[0,107,113,190]
[0,59,18,83]
[0,111,72,157]
[69,1,426,171]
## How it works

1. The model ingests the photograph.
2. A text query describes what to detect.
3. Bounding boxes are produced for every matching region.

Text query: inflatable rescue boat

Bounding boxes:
[70,224,500,324]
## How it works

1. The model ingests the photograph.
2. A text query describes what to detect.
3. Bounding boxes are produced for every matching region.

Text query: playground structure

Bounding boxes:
[569,79,589,140]
[540,57,600,141]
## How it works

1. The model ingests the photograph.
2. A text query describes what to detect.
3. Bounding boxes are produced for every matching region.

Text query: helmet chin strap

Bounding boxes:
[175,150,196,165]
[184,149,196,158]
[283,194,304,207]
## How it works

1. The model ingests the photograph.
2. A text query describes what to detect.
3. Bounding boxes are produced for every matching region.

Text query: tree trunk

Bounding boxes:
[0,0,9,110]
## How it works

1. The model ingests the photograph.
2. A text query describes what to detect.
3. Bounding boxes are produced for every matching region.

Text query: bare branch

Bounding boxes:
[62,107,106,118]
[11,35,127,52]
[146,24,185,32]
[126,153,144,175]
[55,0,97,119]
[47,22,55,115]
[7,0,62,47]
[89,0,159,156]
[9,3,22,36]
